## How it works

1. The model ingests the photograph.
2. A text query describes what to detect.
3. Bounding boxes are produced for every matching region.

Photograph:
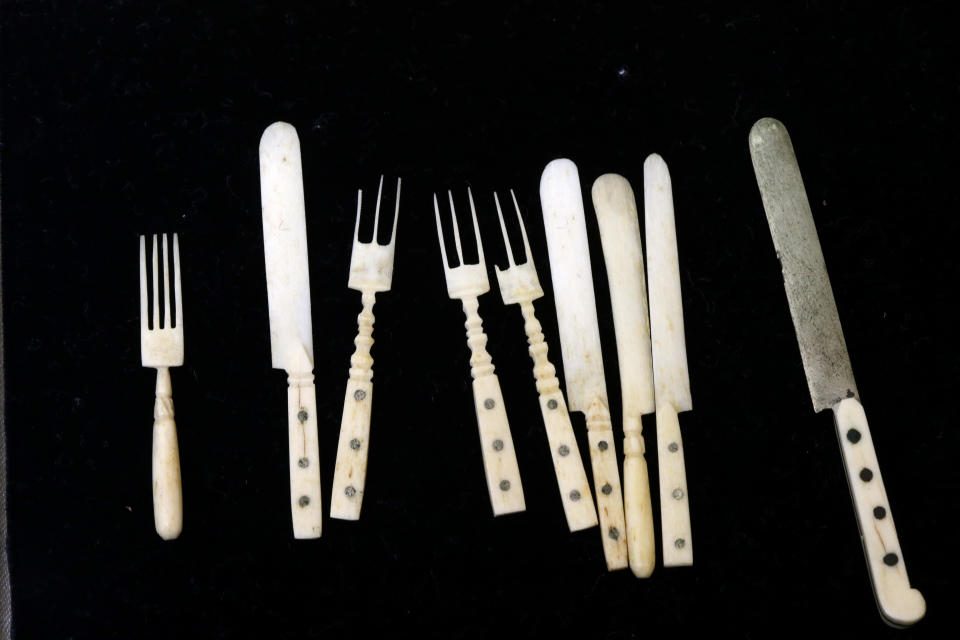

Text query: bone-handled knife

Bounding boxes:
[259,121,323,539]
[749,117,925,627]
[592,174,656,578]
[644,153,694,567]
[541,158,628,571]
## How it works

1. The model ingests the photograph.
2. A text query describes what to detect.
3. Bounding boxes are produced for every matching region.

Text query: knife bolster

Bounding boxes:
[287,372,322,538]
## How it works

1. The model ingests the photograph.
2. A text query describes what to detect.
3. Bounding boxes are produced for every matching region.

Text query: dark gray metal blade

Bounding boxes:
[749,118,858,412]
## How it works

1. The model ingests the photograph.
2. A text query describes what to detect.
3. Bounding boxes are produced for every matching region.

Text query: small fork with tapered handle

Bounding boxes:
[331,176,401,520]
[139,233,184,540]
[491,191,597,531]
[434,189,525,516]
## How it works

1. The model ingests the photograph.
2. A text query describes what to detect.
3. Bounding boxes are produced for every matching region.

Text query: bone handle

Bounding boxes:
[463,296,525,516]
[331,292,376,520]
[519,300,596,531]
[152,366,182,540]
[833,398,925,627]
[657,403,692,566]
[623,415,655,577]
[287,372,322,538]
[585,400,628,570]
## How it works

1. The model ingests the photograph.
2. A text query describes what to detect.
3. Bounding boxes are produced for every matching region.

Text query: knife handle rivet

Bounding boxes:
[297,409,308,423]
[883,553,899,567]
[297,495,310,507]
[354,389,367,402]
[846,428,862,444]
[859,468,874,482]
[608,527,620,540]
[297,457,309,468]
[874,506,887,519]
[558,444,570,457]
[547,399,558,410]
[569,490,581,502]
[483,398,496,410]
[672,488,684,500]
[601,483,613,495]
[349,438,362,451]
[499,479,511,491]
[344,485,357,498]
[668,442,679,453]
[492,439,504,452]
[597,440,609,451]
[675,538,686,549]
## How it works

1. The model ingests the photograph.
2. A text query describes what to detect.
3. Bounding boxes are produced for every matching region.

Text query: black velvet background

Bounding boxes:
[2,2,958,637]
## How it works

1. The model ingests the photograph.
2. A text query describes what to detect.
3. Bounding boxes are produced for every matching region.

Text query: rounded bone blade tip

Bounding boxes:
[749,117,789,148]
[540,158,578,187]
[643,153,671,188]
[260,121,300,150]
[591,174,633,210]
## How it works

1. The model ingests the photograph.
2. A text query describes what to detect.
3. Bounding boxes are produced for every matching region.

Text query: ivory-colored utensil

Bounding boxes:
[592,174,656,578]
[750,117,925,627]
[540,159,628,571]
[645,154,694,567]
[259,121,323,538]
[330,177,401,520]
[433,189,525,516]
[139,233,184,540]
[491,190,597,531]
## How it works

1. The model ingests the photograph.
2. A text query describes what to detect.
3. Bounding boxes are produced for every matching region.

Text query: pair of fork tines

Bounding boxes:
[433,188,539,301]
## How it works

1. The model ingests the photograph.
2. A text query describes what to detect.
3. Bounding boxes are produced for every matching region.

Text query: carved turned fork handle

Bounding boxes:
[152,366,182,540]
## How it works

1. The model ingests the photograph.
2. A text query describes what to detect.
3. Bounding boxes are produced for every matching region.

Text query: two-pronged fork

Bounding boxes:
[491,191,598,531]
[331,176,401,520]
[139,233,184,540]
[434,189,525,516]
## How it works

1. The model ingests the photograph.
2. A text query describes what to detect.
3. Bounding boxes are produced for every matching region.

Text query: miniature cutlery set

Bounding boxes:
[138,118,925,624]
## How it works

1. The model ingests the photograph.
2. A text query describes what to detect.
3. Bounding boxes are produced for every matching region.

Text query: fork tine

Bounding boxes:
[139,235,148,331]
[433,193,451,270]
[373,174,384,241]
[467,187,485,268]
[151,234,160,331]
[493,192,515,268]
[162,234,171,329]
[353,189,363,243]
[173,233,183,328]
[389,177,401,245]
[511,189,534,265]
[448,190,464,265]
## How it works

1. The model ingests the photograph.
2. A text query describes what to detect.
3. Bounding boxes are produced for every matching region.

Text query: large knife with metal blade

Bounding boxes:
[645,153,694,567]
[259,121,323,539]
[750,117,925,626]
[592,174,656,578]
[541,159,628,570]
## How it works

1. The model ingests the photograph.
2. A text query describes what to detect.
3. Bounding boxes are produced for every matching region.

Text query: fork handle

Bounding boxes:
[287,373,323,538]
[152,367,182,540]
[331,292,377,520]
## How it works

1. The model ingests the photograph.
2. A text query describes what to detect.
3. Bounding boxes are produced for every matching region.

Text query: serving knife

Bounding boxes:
[592,174,656,577]
[541,159,628,570]
[749,117,925,626]
[259,121,323,538]
[645,154,694,567]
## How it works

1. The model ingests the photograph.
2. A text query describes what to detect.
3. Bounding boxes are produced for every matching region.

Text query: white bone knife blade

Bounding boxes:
[750,117,925,627]
[259,121,323,539]
[540,158,628,570]
[644,153,694,567]
[592,173,656,577]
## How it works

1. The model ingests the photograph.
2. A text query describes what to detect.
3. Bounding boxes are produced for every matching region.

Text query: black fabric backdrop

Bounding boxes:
[2,2,958,637]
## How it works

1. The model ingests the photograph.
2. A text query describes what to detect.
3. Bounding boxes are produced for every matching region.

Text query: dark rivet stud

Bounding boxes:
[349,438,361,450]
[492,439,504,452]
[547,399,558,410]
[484,398,495,410]
[846,428,862,444]
[874,506,887,520]
[297,457,309,468]
[675,538,686,549]
[598,440,609,451]
[499,480,511,491]
[668,442,679,453]
[297,409,308,422]
[601,483,613,495]
[860,468,874,482]
[298,495,310,507]
[672,488,684,500]
[344,486,356,498]
[608,527,620,540]
[883,553,899,566]
[569,490,581,501]
[558,444,570,457]
[354,389,367,401]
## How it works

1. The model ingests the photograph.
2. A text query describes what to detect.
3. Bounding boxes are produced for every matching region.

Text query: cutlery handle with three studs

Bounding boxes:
[657,403,692,566]
[287,373,323,538]
[585,400,629,571]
